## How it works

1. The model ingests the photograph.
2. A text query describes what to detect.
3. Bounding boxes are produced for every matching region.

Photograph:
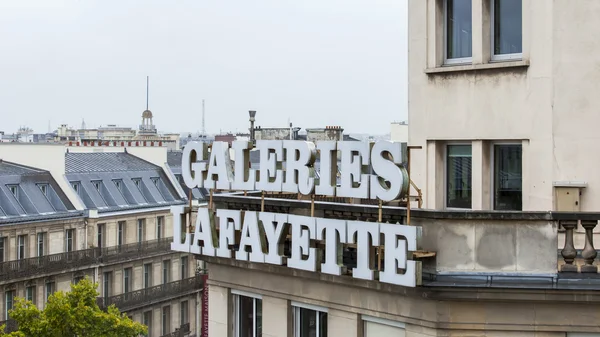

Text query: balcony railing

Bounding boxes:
[160,323,191,337]
[97,275,203,312]
[0,237,173,282]
[0,319,17,333]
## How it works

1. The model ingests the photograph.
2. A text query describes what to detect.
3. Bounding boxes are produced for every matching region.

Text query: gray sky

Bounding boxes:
[0,0,407,135]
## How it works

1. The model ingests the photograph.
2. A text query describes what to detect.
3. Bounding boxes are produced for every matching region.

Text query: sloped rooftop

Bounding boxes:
[65,152,185,212]
[66,152,158,173]
[0,161,80,224]
[167,151,208,201]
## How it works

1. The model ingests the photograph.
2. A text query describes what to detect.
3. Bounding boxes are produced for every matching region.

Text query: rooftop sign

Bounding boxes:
[181,140,409,201]
[172,140,420,288]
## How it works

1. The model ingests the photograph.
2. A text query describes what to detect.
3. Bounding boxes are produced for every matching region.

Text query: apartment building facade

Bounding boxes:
[408,0,600,213]
[0,144,204,337]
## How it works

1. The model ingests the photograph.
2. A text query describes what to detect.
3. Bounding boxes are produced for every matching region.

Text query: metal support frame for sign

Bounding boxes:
[406,146,423,225]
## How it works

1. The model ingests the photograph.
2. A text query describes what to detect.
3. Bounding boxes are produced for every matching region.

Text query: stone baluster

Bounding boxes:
[580,220,598,273]
[560,220,578,272]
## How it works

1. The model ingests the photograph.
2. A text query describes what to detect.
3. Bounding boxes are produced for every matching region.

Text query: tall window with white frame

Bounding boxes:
[162,306,171,335]
[444,0,472,64]
[493,144,522,210]
[97,224,105,249]
[491,0,522,60]
[5,290,15,320]
[137,218,145,243]
[0,237,5,263]
[162,260,171,284]
[117,221,125,248]
[181,256,188,279]
[234,293,262,337]
[45,281,55,302]
[26,285,35,304]
[157,216,164,240]
[103,272,112,299]
[65,229,75,252]
[37,232,46,257]
[446,145,472,209]
[293,304,327,337]
[180,301,189,326]
[143,311,152,337]
[144,263,152,288]
[124,268,132,295]
[17,235,26,260]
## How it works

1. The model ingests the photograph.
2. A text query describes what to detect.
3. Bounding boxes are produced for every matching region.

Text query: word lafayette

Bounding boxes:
[182,140,408,202]
[171,206,420,288]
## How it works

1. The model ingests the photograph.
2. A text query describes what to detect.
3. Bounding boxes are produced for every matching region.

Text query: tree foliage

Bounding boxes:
[0,278,147,337]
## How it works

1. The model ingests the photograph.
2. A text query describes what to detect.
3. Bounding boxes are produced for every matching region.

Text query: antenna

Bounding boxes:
[146,76,149,110]
[48,120,51,133]
[202,99,206,137]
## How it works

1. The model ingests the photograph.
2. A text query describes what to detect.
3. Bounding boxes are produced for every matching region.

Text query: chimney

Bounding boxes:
[249,110,257,144]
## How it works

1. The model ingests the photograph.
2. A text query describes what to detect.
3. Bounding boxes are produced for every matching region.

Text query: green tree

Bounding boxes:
[0,278,147,337]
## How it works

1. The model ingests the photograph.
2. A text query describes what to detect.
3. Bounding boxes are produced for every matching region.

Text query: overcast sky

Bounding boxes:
[0,0,407,135]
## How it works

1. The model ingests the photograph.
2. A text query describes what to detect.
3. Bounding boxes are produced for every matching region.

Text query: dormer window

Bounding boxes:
[91,180,101,192]
[71,182,80,195]
[113,180,122,191]
[151,177,160,187]
[7,185,18,199]
[133,179,142,188]
[38,184,48,196]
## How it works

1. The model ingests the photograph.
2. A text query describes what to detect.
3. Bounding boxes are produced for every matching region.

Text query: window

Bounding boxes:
[5,290,15,320]
[162,260,170,284]
[124,268,132,294]
[293,303,327,337]
[180,301,189,325]
[7,185,18,198]
[66,229,75,252]
[45,282,55,301]
[17,235,26,260]
[144,263,152,288]
[157,216,164,240]
[137,219,145,243]
[37,232,46,257]
[446,145,472,208]
[162,306,171,335]
[113,179,122,192]
[151,177,160,187]
[92,180,101,192]
[143,311,153,337]
[0,237,5,263]
[26,286,36,304]
[118,221,125,246]
[133,178,142,188]
[73,275,84,284]
[493,144,522,210]
[234,293,262,337]
[38,184,48,196]
[444,0,472,64]
[181,256,188,279]
[97,224,105,249]
[103,272,112,298]
[491,0,522,60]
[71,182,80,195]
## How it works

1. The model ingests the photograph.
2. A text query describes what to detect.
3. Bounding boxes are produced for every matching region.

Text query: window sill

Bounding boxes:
[424,60,529,75]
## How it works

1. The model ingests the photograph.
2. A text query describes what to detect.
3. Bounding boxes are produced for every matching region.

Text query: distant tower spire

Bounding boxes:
[146,76,149,110]
[81,119,86,130]
[202,99,206,137]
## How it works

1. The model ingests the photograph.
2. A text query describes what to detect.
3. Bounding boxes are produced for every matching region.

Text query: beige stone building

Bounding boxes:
[407,0,600,213]
[178,1,600,336]
[0,143,204,337]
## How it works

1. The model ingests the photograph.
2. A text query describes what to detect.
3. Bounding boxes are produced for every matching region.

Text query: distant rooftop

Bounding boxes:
[66,152,158,173]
